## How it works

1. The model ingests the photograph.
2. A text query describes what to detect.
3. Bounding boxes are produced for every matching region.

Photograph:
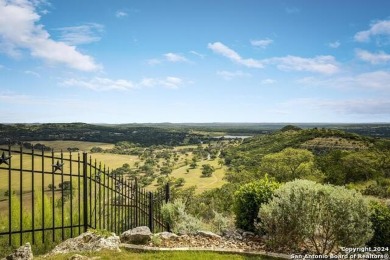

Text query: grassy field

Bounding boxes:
[0,141,228,206]
[169,159,227,194]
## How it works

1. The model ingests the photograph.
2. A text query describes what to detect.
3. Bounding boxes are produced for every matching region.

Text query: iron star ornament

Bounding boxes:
[0,152,11,165]
[52,160,64,172]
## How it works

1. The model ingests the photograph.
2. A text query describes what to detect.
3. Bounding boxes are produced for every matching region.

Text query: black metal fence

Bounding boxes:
[0,143,169,247]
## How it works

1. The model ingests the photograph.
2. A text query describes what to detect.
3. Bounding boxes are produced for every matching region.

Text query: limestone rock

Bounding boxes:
[156,232,178,240]
[3,243,33,260]
[120,226,152,245]
[68,254,101,260]
[196,230,221,239]
[47,231,120,256]
[242,231,255,238]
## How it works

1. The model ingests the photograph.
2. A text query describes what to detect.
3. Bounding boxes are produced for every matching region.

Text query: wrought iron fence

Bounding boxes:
[0,143,169,248]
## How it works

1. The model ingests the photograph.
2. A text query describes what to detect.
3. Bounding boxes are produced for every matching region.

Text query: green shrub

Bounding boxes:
[233,176,279,232]
[210,210,232,235]
[258,180,373,254]
[161,199,202,234]
[368,201,390,247]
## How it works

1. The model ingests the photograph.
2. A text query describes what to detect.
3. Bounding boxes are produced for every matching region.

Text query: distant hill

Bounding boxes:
[223,127,390,174]
[0,123,389,146]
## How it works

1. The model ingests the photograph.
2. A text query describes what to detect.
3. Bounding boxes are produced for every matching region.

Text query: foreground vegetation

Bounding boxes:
[1,123,389,257]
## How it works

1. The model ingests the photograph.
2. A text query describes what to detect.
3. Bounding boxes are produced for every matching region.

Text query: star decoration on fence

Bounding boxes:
[0,152,11,165]
[52,160,64,172]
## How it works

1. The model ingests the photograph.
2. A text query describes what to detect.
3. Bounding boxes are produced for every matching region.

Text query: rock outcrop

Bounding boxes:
[47,231,120,256]
[120,226,152,245]
[2,243,33,260]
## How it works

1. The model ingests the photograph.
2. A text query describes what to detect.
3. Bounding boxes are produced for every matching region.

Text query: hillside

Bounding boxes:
[219,127,389,194]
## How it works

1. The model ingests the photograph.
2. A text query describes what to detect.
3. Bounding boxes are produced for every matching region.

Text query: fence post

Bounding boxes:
[82,152,88,232]
[148,192,154,233]
[165,182,170,203]
[134,177,138,227]
[165,183,170,232]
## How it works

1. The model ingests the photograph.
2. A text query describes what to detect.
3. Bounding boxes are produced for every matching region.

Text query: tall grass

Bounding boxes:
[0,190,84,257]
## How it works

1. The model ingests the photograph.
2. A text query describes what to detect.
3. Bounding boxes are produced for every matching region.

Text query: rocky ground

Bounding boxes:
[147,230,268,252]
[2,227,284,260]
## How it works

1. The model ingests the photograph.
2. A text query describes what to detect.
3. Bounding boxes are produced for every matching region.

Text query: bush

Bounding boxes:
[368,201,390,247]
[210,210,232,235]
[258,180,373,254]
[161,199,202,234]
[233,176,279,232]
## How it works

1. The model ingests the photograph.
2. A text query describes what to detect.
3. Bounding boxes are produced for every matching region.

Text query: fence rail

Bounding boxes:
[0,143,169,248]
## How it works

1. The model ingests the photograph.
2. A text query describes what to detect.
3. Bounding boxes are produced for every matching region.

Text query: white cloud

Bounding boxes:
[355,49,390,64]
[190,50,205,59]
[261,78,276,84]
[354,19,390,42]
[55,23,104,45]
[146,58,162,66]
[285,7,300,14]
[298,70,390,90]
[164,53,188,63]
[62,76,185,91]
[115,10,127,18]
[266,55,339,74]
[24,70,40,77]
[217,70,251,80]
[328,41,340,48]
[208,42,263,68]
[0,0,100,71]
[139,76,183,89]
[251,38,273,48]
[62,77,135,91]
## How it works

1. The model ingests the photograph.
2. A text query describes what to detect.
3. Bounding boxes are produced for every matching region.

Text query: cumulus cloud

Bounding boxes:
[217,70,251,80]
[55,23,104,45]
[251,38,273,48]
[355,49,390,64]
[0,0,100,71]
[208,42,263,68]
[266,55,339,74]
[354,19,390,43]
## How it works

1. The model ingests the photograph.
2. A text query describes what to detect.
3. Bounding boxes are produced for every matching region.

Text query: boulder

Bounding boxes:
[120,226,152,245]
[47,231,120,256]
[3,243,33,260]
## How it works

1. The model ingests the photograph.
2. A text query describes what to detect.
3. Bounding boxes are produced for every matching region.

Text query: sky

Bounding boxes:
[0,0,390,123]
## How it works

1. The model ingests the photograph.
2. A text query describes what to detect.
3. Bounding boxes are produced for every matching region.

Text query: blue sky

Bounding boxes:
[0,0,389,123]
